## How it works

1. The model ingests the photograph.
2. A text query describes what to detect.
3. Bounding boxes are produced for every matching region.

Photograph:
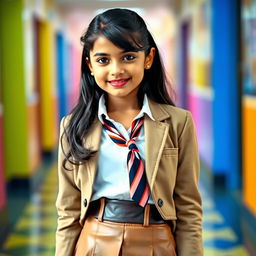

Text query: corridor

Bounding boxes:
[0,0,256,255]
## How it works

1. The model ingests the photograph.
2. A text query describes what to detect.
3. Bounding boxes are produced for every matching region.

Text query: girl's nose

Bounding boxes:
[110,62,124,76]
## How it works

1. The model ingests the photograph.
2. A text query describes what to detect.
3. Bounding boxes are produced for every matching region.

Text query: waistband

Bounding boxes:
[87,198,165,226]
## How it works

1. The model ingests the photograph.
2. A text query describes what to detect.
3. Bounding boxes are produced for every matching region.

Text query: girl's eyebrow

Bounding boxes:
[93,50,135,57]
[93,52,110,57]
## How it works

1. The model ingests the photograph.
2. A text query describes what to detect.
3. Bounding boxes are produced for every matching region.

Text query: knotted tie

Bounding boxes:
[102,115,150,207]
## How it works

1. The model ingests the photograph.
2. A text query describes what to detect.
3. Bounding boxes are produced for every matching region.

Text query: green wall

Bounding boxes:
[0,0,29,179]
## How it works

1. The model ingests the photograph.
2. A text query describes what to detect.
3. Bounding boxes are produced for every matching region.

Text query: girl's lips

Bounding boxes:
[108,78,130,88]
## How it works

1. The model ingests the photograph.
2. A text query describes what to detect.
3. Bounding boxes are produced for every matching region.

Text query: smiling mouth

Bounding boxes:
[108,78,130,88]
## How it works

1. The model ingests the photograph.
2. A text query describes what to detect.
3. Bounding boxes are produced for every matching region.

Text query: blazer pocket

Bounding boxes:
[162,148,178,156]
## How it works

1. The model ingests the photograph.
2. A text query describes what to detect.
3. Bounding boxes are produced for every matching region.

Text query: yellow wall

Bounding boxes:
[243,96,256,215]
[38,20,58,151]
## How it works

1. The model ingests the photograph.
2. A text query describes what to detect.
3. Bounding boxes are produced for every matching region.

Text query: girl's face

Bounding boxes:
[87,36,155,101]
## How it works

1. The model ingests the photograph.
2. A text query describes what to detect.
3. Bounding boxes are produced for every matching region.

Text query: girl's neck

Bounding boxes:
[106,93,141,129]
[106,94,140,113]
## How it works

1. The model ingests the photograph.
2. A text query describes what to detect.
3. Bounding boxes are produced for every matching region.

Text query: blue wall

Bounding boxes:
[56,32,69,121]
[211,0,241,189]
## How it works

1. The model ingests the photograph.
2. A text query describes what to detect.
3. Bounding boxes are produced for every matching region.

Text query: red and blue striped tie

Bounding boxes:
[102,115,150,207]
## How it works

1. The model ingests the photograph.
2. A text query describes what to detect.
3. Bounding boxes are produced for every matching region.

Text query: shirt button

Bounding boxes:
[83,199,87,207]
[158,199,164,207]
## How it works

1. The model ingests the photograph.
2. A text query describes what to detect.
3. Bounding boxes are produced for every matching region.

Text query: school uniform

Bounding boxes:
[55,96,203,256]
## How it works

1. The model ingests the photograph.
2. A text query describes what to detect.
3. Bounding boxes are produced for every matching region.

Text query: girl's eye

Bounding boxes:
[123,55,136,61]
[96,57,109,64]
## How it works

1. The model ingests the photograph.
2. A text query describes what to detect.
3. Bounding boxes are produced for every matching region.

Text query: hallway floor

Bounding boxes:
[0,161,255,255]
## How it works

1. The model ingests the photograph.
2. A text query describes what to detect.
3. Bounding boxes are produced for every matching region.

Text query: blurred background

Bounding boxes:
[0,0,255,255]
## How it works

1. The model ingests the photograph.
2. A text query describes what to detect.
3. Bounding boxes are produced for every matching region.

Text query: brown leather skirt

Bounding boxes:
[74,198,176,256]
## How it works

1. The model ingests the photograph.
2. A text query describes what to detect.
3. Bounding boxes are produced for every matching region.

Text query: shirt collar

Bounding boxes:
[98,94,155,124]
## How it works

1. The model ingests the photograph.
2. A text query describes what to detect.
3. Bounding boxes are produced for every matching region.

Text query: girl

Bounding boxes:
[55,8,203,256]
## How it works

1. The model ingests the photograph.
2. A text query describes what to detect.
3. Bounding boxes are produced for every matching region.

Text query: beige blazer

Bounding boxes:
[55,99,203,256]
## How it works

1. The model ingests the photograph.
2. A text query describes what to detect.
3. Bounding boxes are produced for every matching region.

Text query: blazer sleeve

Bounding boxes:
[55,117,82,256]
[173,111,203,256]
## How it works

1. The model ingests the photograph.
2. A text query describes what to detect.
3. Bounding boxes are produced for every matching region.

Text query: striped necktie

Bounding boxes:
[102,115,150,207]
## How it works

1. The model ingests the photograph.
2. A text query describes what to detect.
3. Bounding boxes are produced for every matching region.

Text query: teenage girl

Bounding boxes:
[55,8,203,256]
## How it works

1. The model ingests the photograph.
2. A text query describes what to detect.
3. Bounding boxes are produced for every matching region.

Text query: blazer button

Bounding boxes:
[158,199,164,207]
[83,199,87,207]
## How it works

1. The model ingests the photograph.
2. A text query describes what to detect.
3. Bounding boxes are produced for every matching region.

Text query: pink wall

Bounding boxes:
[69,45,81,111]
[188,93,213,168]
[0,115,6,210]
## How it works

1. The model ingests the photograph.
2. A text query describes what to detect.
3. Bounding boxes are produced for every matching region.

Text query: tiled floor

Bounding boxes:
[0,163,58,256]
[201,185,250,256]
[0,162,255,255]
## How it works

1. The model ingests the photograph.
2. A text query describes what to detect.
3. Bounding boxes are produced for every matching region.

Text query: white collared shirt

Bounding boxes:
[91,94,155,204]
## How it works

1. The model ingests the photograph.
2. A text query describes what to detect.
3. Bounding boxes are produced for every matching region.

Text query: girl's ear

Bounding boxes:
[86,57,93,72]
[145,47,156,69]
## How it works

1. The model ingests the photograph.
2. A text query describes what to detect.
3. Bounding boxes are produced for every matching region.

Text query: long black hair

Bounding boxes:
[62,8,175,170]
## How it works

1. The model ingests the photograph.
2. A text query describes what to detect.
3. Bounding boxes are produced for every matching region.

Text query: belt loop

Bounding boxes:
[143,204,150,227]
[98,198,105,222]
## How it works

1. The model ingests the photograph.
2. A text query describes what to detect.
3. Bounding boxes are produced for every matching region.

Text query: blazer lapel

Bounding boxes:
[145,100,170,189]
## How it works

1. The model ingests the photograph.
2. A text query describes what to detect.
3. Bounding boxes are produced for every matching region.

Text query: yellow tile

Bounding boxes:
[23,204,56,215]
[34,233,56,247]
[36,251,55,256]
[203,212,224,223]
[4,234,29,249]
[204,246,249,256]
[202,200,215,210]
[203,227,237,241]
[23,204,42,214]
[15,214,57,231]
[41,193,57,202]
[4,232,56,249]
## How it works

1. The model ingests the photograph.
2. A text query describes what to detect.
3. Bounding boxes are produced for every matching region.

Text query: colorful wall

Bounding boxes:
[38,20,58,151]
[185,0,213,167]
[178,0,241,189]
[0,69,6,210]
[24,7,42,174]
[68,45,81,112]
[0,0,60,180]
[179,0,214,168]
[56,33,69,121]
[211,0,241,189]
[0,0,82,184]
[243,98,256,215]
[0,0,30,179]
[241,0,256,215]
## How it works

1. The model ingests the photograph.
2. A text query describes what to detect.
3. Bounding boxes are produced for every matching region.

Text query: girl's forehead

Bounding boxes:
[90,36,124,54]
[89,35,145,57]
